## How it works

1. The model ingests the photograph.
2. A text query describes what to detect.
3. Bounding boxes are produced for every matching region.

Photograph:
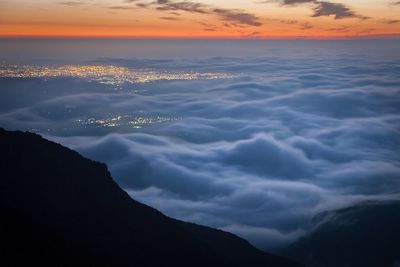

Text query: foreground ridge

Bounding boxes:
[0,128,301,267]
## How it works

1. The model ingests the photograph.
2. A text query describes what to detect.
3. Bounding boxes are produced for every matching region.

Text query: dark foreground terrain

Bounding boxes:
[283,201,400,267]
[0,128,301,267]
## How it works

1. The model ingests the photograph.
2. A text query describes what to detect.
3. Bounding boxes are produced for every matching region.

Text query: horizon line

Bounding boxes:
[1,33,400,40]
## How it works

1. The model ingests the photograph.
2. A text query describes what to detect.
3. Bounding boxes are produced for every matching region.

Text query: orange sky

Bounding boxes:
[0,0,399,38]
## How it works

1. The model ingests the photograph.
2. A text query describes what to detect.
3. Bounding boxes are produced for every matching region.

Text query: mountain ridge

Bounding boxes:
[0,128,301,267]
[282,200,400,267]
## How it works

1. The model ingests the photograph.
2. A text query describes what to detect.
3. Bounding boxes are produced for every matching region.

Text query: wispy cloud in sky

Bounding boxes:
[1,0,399,37]
[265,0,367,20]
[58,1,86,6]
[311,1,366,20]
[130,0,263,27]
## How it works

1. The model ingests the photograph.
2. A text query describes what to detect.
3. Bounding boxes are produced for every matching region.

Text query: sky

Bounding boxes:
[0,0,399,38]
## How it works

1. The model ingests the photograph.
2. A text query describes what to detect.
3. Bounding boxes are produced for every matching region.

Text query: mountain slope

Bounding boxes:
[0,128,301,267]
[283,201,400,267]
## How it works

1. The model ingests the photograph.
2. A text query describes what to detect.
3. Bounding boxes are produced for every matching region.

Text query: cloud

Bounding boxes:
[1,41,400,251]
[299,22,313,30]
[212,8,262,27]
[381,19,400,24]
[266,0,366,20]
[108,6,137,10]
[356,28,376,35]
[155,0,208,14]
[327,25,350,33]
[58,1,85,6]
[312,1,363,20]
[159,16,180,21]
[276,0,316,5]
[131,0,263,27]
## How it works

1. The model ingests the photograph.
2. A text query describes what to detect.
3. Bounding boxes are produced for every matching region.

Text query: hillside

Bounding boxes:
[283,201,400,267]
[0,128,301,267]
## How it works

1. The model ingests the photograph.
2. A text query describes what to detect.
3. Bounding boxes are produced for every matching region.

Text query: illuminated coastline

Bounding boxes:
[0,65,233,86]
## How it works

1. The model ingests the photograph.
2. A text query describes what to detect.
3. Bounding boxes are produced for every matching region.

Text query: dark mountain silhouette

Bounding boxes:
[0,128,302,267]
[282,200,400,267]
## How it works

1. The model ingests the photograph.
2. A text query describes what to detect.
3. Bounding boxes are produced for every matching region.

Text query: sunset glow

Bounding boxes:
[1,0,399,38]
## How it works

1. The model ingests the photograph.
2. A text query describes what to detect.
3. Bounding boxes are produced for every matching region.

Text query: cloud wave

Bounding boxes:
[1,40,400,251]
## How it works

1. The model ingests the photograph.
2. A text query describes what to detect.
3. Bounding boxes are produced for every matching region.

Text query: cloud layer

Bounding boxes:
[1,39,400,251]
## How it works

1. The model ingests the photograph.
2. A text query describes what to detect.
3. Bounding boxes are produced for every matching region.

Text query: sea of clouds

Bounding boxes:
[1,40,400,251]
